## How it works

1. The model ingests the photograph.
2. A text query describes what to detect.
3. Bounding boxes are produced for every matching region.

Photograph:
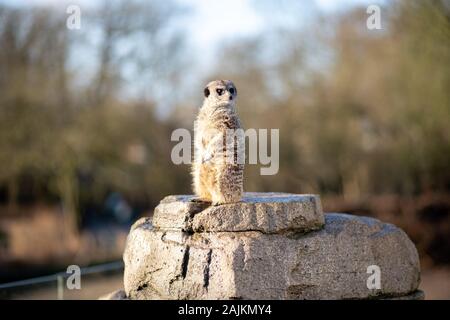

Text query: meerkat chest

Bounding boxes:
[196,112,228,136]
[208,109,240,130]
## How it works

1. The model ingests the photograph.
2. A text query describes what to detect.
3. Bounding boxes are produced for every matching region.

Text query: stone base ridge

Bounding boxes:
[123,210,421,300]
[98,289,425,300]
[380,290,425,300]
[152,192,324,234]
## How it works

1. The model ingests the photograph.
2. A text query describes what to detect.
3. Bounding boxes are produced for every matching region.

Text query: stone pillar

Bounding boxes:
[119,193,423,300]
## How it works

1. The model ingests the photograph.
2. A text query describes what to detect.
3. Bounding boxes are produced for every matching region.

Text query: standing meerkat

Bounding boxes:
[192,80,244,205]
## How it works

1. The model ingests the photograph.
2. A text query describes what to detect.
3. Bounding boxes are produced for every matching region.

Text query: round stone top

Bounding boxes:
[153,192,324,234]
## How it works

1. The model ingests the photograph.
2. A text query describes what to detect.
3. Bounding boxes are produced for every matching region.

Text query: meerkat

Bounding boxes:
[192,80,244,205]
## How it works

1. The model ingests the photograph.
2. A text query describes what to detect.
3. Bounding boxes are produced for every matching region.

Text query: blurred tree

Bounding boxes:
[0,0,188,232]
[201,0,450,199]
[0,0,448,232]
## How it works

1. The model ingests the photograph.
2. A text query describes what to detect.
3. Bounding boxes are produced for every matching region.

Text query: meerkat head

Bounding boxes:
[203,80,237,107]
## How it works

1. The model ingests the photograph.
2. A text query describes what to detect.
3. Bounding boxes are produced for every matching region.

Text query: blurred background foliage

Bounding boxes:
[0,0,449,288]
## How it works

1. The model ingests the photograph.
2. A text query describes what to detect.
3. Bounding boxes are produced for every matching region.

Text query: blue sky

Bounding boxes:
[1,0,382,43]
[0,0,384,114]
[0,0,382,62]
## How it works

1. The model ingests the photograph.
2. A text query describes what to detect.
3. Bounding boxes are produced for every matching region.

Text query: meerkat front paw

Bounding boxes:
[202,152,214,163]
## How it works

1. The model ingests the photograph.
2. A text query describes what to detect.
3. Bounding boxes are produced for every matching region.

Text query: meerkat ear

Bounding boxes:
[204,87,210,98]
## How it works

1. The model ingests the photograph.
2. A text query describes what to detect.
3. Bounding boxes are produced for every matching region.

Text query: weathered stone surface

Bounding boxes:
[123,213,421,300]
[152,192,324,234]
[98,289,128,300]
[383,290,424,300]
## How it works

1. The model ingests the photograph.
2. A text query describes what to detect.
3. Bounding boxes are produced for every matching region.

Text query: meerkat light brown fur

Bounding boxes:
[192,80,244,205]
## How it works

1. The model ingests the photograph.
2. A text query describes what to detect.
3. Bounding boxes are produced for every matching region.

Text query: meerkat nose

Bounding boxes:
[229,96,233,100]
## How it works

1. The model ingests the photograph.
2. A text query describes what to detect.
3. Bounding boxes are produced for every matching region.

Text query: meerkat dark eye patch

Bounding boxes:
[229,87,235,95]
[204,87,210,97]
[216,88,224,96]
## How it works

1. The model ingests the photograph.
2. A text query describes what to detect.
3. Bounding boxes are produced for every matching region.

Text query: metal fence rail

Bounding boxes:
[0,261,124,299]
